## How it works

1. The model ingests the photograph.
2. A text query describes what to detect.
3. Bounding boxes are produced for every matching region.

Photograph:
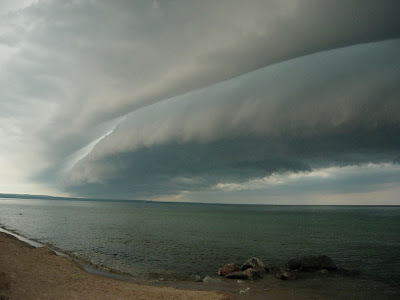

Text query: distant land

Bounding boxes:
[0,193,75,200]
[0,193,146,203]
[1,193,399,207]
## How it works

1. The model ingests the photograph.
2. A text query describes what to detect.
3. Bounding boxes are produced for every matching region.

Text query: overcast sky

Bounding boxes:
[1,0,399,204]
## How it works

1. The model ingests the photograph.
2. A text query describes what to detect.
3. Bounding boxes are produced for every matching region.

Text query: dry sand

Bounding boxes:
[0,232,233,300]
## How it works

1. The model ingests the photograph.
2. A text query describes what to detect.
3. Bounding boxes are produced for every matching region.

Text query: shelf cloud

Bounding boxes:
[1,0,400,203]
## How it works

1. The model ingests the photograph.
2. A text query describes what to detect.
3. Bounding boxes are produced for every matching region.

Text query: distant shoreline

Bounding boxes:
[1,194,399,207]
[0,193,139,202]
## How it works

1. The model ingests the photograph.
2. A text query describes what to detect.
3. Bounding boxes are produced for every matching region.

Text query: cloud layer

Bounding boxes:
[1,1,400,203]
[64,39,400,199]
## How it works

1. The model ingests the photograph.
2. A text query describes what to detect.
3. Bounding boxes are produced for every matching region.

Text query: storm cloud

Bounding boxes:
[1,1,400,203]
[65,39,400,198]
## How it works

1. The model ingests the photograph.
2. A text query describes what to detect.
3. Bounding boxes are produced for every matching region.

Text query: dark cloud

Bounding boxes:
[62,39,400,198]
[1,1,400,201]
[67,139,312,198]
[202,0,400,82]
[6,0,398,162]
[67,131,400,199]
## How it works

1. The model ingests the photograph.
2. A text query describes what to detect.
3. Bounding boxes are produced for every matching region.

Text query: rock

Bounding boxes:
[225,268,263,280]
[287,255,337,271]
[202,276,221,283]
[218,263,240,276]
[225,271,247,279]
[243,268,263,280]
[194,275,203,282]
[241,257,266,271]
[276,268,297,280]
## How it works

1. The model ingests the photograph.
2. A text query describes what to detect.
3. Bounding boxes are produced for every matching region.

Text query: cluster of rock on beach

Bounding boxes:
[216,255,338,281]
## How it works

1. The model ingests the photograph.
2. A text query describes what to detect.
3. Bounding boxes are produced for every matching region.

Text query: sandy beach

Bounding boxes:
[0,232,232,300]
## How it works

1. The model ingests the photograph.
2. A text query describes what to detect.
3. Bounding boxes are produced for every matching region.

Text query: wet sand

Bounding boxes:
[0,232,232,300]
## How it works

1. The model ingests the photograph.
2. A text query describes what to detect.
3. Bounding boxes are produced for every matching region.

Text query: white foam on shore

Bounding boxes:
[0,226,44,248]
[0,226,72,258]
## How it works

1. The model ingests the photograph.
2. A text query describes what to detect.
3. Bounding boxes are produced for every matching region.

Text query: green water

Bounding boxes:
[1,198,399,297]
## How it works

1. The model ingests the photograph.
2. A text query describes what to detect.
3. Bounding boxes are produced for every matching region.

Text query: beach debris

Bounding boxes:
[241,257,267,271]
[202,276,221,283]
[275,268,297,280]
[239,287,250,294]
[218,263,240,276]
[286,255,337,272]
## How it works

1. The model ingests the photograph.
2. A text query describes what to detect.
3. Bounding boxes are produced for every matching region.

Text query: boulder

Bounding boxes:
[275,268,297,280]
[243,268,263,280]
[218,263,240,276]
[287,255,337,271]
[225,268,263,280]
[241,257,266,271]
[225,271,247,279]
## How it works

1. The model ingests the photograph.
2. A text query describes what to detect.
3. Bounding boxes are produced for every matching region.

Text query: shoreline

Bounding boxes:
[1,227,393,299]
[0,226,144,284]
[0,228,341,299]
[0,230,234,300]
[0,226,226,289]
[1,228,312,300]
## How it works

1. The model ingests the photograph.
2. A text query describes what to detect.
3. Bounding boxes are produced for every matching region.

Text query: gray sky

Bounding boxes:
[1,0,399,204]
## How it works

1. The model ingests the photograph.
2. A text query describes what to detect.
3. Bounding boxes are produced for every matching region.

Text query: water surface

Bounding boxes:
[1,198,399,297]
